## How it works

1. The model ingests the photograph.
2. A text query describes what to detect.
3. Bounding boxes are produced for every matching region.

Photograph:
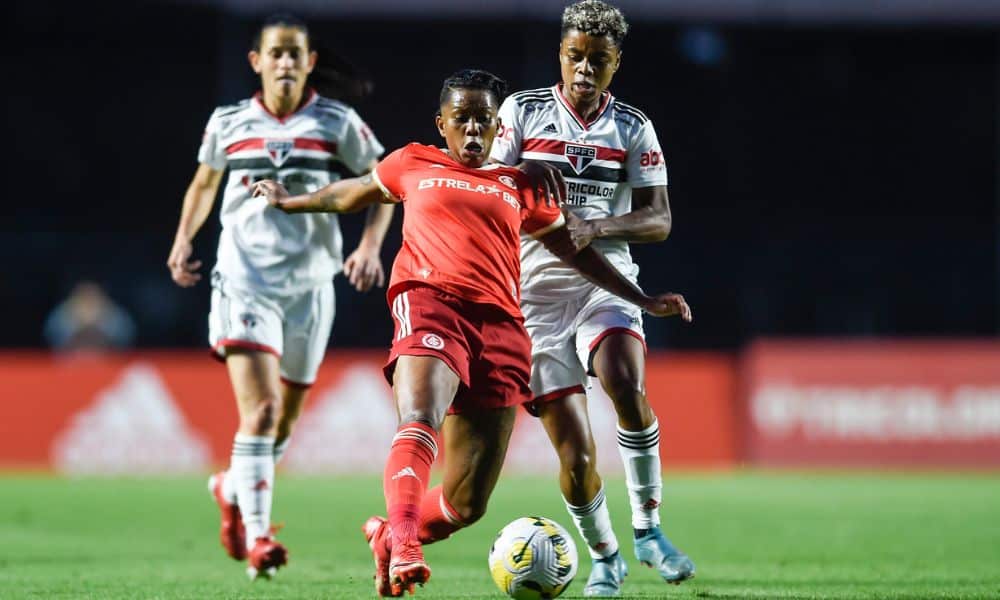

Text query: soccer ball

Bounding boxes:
[488,516,578,599]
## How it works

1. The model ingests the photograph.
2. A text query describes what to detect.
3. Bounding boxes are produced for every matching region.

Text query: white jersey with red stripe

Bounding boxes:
[490,84,668,301]
[198,90,384,295]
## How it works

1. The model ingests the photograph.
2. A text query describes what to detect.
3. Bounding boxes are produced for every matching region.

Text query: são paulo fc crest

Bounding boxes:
[266,139,294,167]
[498,175,518,190]
[564,143,597,175]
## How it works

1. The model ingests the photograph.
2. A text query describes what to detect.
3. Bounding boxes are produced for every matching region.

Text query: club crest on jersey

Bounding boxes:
[265,139,294,167]
[498,175,518,190]
[565,144,597,175]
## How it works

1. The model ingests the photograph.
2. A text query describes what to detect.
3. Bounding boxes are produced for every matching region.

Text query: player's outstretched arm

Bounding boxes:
[253,174,386,214]
[537,226,692,321]
[564,185,671,251]
[168,163,224,287]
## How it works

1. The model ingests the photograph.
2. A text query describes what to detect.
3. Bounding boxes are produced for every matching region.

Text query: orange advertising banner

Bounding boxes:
[742,340,1000,467]
[0,351,736,473]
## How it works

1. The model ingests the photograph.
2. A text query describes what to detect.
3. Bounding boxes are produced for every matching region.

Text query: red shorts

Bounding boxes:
[384,285,532,414]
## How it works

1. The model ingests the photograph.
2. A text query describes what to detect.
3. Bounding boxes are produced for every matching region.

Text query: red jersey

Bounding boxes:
[373,143,564,318]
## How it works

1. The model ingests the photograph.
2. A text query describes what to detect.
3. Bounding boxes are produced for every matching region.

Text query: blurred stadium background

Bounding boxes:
[4,0,1000,598]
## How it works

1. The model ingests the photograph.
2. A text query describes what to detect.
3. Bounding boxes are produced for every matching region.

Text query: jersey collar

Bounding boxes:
[554,83,613,131]
[253,88,318,124]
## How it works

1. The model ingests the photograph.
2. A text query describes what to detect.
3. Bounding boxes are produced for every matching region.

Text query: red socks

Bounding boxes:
[384,422,438,547]
[418,485,466,543]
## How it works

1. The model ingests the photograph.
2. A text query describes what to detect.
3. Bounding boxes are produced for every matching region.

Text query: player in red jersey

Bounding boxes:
[253,69,691,597]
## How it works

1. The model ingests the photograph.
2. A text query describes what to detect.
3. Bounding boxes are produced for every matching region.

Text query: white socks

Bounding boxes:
[229,434,275,548]
[565,486,619,560]
[220,436,290,505]
[617,420,662,530]
[273,437,291,464]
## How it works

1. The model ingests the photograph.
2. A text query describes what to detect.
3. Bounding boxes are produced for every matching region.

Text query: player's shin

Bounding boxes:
[229,434,276,547]
[616,420,662,532]
[565,485,620,559]
[384,422,438,546]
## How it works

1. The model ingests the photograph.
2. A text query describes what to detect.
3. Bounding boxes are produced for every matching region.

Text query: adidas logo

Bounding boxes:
[391,466,419,481]
[542,123,559,134]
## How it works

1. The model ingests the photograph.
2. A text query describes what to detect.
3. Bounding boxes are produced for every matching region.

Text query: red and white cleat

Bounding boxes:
[363,516,401,597]
[389,540,431,595]
[207,471,246,561]
[246,536,288,580]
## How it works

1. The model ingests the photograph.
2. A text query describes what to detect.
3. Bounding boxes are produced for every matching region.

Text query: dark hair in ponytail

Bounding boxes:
[253,13,374,104]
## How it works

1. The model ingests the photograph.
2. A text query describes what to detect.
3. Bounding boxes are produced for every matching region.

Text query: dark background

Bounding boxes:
[6,1,998,350]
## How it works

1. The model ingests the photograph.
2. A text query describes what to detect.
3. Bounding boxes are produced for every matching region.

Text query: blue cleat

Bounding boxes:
[583,551,629,597]
[633,527,695,584]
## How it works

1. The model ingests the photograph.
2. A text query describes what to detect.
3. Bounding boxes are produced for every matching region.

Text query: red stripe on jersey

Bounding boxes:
[522,138,626,163]
[225,138,338,155]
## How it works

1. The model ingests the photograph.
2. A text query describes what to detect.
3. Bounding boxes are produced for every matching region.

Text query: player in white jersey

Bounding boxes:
[166,14,392,579]
[490,1,694,595]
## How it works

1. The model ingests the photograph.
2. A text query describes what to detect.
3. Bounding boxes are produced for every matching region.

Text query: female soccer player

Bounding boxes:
[166,14,392,579]
[489,1,695,594]
[254,68,691,597]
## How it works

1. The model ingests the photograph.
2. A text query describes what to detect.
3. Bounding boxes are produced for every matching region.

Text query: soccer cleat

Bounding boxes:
[389,540,431,595]
[633,527,695,584]
[583,551,629,597]
[363,516,402,597]
[246,536,288,580]
[207,471,247,561]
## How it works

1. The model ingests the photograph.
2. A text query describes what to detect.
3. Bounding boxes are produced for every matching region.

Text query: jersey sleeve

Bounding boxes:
[489,96,522,166]
[339,108,386,176]
[372,145,410,203]
[196,109,227,171]
[518,174,566,238]
[626,120,669,188]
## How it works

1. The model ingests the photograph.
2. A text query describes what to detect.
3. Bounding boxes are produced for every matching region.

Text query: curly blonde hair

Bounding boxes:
[561,1,628,46]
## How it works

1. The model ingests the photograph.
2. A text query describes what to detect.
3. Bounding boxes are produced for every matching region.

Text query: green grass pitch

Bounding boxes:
[1,472,998,599]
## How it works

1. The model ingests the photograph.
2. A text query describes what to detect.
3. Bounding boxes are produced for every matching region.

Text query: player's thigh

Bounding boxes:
[441,406,518,518]
[521,297,586,405]
[575,299,647,389]
[536,392,598,468]
[392,355,462,429]
[225,349,283,419]
[208,278,285,359]
[279,281,335,387]
[525,351,588,416]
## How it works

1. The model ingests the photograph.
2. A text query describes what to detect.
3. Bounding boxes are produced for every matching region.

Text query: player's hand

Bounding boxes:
[641,293,693,321]
[343,244,385,292]
[563,209,598,252]
[514,160,565,207]
[252,179,290,210]
[167,238,202,287]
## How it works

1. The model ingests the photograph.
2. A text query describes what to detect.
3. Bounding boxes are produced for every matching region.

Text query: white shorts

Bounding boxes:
[208,273,335,386]
[521,286,645,407]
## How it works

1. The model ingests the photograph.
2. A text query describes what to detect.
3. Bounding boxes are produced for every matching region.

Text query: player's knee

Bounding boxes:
[397,410,444,431]
[557,442,595,488]
[241,396,281,435]
[603,374,646,405]
[450,496,489,525]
